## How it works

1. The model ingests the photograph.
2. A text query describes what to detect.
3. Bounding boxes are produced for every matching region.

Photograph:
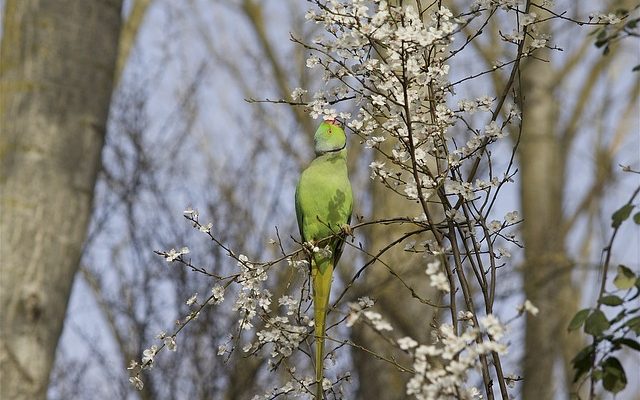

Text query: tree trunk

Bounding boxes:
[351,148,441,400]
[0,1,123,399]
[519,48,577,399]
[350,3,444,392]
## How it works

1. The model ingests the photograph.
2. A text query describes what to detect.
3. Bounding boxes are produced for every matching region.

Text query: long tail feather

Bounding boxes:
[313,257,334,399]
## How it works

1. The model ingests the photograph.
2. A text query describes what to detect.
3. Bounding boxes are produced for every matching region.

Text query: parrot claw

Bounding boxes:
[340,224,353,237]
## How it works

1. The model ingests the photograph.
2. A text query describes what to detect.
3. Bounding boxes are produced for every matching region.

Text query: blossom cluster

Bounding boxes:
[404,318,507,400]
[295,2,531,397]
[232,255,271,330]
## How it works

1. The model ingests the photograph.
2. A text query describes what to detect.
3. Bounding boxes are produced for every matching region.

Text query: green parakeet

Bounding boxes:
[295,119,353,399]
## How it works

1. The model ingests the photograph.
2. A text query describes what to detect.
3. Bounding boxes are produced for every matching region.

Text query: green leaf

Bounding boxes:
[615,338,640,351]
[585,309,610,337]
[626,316,640,335]
[611,204,634,228]
[602,357,627,393]
[571,344,595,382]
[613,265,636,290]
[599,295,624,306]
[592,368,603,381]
[568,309,591,331]
[633,212,640,224]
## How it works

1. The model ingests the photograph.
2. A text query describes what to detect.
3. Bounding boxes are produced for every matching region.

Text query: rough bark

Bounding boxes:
[0,1,123,399]
[519,49,577,399]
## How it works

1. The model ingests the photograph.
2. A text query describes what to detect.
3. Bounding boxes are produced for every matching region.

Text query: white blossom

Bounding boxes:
[306,56,320,68]
[446,209,466,223]
[363,310,393,331]
[199,222,213,233]
[372,94,386,106]
[497,247,512,258]
[164,336,177,351]
[477,95,493,111]
[405,183,419,199]
[487,220,502,233]
[142,345,158,365]
[358,297,374,308]
[425,260,441,275]
[183,207,198,218]
[210,285,225,304]
[291,87,307,99]
[480,314,505,340]
[429,272,451,292]
[369,161,389,180]
[503,30,525,43]
[365,136,385,148]
[186,293,198,306]
[164,246,190,262]
[314,245,333,259]
[256,316,306,358]
[530,37,548,49]
[505,211,519,224]
[592,12,622,25]
[129,376,144,390]
[484,120,503,138]
[518,300,540,316]
[278,295,299,315]
[426,259,450,292]
[398,336,419,350]
[458,99,478,113]
[520,12,537,26]
[458,310,474,321]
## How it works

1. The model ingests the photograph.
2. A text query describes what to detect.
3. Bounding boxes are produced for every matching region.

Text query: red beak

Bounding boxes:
[324,118,338,125]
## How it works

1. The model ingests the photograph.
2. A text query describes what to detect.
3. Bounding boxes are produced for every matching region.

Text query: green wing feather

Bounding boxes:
[295,184,305,240]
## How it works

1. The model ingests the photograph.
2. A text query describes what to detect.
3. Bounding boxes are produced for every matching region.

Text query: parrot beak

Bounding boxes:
[323,117,338,126]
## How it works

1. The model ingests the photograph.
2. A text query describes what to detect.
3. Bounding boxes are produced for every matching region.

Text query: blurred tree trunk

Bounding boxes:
[115,0,152,85]
[352,190,439,400]
[518,40,629,395]
[519,47,578,399]
[350,147,441,400]
[0,1,123,399]
[349,4,443,397]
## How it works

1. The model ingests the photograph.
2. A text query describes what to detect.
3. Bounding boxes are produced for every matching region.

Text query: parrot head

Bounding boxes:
[314,119,346,155]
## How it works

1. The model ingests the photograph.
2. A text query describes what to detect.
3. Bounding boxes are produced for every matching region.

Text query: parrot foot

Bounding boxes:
[340,224,353,237]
